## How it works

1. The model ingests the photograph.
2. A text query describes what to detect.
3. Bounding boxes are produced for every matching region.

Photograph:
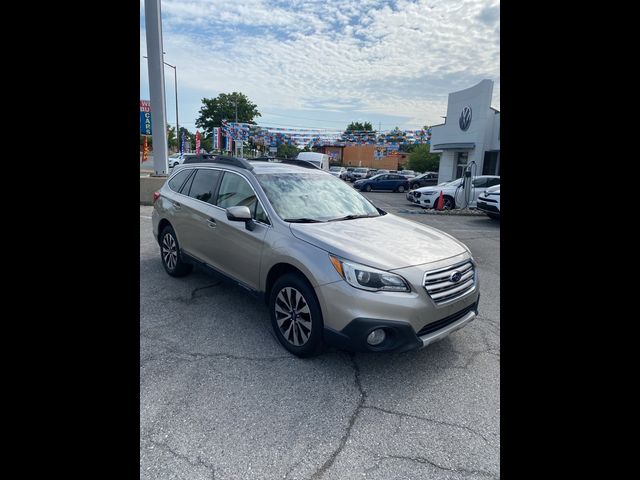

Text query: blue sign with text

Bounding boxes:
[140,111,152,135]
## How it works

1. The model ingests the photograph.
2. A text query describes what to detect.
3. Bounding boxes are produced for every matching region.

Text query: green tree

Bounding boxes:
[195,92,261,133]
[277,143,300,158]
[408,144,440,172]
[346,121,373,132]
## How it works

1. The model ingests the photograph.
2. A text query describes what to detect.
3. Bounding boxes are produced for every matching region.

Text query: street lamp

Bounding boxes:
[143,55,179,152]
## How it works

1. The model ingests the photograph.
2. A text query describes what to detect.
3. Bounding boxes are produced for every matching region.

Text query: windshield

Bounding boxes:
[257,172,380,222]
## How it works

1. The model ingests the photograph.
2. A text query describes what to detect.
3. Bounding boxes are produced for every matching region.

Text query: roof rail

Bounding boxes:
[183,155,254,171]
[276,158,321,170]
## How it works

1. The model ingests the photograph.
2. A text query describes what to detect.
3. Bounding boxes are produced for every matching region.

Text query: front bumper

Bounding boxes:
[315,256,480,352]
[477,199,500,214]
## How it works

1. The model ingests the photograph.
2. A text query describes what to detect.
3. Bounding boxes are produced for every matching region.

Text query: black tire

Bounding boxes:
[159,225,193,277]
[269,273,324,357]
[396,185,405,193]
[442,196,455,210]
[365,184,372,192]
[411,183,419,190]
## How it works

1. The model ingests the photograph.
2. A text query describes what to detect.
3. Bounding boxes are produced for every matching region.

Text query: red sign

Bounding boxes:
[140,100,151,113]
[195,130,201,155]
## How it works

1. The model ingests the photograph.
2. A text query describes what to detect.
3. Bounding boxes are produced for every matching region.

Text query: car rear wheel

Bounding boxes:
[160,225,193,277]
[365,184,372,192]
[269,273,324,357]
[396,185,405,193]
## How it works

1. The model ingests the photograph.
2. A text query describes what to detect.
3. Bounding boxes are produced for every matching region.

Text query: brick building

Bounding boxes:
[318,145,410,170]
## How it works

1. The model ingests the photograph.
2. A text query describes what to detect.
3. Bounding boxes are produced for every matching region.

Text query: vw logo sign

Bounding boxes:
[450,271,462,283]
[459,105,472,131]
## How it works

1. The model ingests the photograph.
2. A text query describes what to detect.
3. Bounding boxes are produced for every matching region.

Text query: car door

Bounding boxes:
[205,171,270,290]
[178,167,224,261]
[375,174,390,190]
[471,177,489,205]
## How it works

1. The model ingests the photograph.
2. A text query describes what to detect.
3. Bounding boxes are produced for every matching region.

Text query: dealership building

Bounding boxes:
[430,79,500,182]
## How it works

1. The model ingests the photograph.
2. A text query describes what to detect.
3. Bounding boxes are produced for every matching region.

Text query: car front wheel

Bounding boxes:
[269,274,324,357]
[411,183,419,190]
[365,184,372,192]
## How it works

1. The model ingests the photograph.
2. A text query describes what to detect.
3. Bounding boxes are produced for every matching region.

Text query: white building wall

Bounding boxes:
[430,80,500,181]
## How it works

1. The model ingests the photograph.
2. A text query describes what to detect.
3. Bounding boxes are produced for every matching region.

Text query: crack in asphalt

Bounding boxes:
[376,454,499,479]
[309,353,365,480]
[146,437,216,479]
[361,406,494,445]
[140,331,292,364]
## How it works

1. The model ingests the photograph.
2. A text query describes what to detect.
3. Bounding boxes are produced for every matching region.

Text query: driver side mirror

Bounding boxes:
[226,206,255,231]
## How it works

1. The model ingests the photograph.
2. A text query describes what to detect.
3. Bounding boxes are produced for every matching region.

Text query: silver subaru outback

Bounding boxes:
[152,157,479,357]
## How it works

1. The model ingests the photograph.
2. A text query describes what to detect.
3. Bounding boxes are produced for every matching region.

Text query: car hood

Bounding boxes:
[290,213,469,270]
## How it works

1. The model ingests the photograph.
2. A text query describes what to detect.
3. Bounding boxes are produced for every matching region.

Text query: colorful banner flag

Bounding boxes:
[195,130,201,155]
[213,127,221,150]
[142,136,148,163]
[180,130,185,159]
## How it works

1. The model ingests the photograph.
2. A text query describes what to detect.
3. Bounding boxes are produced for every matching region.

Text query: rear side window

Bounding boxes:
[473,177,489,188]
[487,177,500,187]
[167,169,192,192]
[186,169,222,205]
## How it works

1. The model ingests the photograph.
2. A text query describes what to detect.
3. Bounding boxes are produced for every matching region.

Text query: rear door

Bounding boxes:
[179,167,224,260]
[471,176,490,204]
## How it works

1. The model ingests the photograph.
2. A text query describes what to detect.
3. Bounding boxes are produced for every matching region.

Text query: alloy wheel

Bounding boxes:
[275,287,312,346]
[162,233,178,270]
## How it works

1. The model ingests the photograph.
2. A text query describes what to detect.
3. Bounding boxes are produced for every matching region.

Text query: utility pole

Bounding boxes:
[144,0,169,176]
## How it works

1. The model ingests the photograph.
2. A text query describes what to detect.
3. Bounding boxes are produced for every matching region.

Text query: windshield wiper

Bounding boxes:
[284,218,325,223]
[328,213,378,222]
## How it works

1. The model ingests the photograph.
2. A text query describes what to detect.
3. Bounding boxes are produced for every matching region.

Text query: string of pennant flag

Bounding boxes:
[219,120,432,148]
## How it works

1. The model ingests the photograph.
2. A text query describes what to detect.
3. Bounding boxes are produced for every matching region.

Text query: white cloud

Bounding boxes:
[141,0,499,129]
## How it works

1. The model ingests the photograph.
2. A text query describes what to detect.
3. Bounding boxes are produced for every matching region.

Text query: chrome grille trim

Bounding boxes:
[423,260,476,305]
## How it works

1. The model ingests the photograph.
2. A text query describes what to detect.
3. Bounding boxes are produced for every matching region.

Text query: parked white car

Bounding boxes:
[409,175,500,209]
[477,184,500,219]
[329,166,346,178]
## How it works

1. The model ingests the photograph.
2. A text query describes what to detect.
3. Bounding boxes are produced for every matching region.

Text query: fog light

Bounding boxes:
[366,329,386,346]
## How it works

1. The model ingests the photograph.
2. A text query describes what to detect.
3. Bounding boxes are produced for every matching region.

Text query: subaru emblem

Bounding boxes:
[450,271,462,283]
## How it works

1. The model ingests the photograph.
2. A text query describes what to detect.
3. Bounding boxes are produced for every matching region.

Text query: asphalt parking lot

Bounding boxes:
[140,191,500,480]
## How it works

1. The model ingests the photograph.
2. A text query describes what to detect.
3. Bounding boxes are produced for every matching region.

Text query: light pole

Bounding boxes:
[144,55,179,153]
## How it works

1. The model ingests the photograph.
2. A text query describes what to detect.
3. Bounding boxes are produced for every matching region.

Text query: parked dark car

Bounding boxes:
[353,174,410,192]
[407,172,439,190]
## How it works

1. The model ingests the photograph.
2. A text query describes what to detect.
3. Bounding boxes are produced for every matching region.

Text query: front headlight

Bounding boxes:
[329,255,410,292]
[422,191,436,196]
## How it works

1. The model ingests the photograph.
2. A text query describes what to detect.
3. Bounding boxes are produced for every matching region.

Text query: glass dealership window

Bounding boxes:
[455,152,469,179]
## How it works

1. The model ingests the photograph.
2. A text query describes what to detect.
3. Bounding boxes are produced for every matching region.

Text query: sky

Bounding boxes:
[140,0,499,133]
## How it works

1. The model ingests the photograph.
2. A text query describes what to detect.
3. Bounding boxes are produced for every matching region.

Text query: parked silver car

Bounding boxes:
[152,157,480,356]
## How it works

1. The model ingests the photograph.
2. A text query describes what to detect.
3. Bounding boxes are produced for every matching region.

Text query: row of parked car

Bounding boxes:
[405,175,500,219]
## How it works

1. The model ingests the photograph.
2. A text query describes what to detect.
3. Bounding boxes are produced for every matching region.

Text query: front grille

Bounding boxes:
[423,260,476,305]
[416,302,477,337]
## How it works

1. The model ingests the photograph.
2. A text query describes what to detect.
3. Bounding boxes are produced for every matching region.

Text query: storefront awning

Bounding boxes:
[431,142,475,150]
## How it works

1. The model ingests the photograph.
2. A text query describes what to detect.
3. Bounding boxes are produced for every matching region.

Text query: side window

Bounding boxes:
[186,169,222,205]
[254,202,270,225]
[217,172,270,224]
[488,177,500,187]
[473,177,488,188]
[216,172,258,210]
[167,169,192,192]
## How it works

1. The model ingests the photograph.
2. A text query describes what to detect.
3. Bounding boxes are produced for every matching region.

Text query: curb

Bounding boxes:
[398,206,486,216]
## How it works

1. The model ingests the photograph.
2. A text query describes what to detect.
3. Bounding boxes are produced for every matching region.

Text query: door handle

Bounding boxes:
[207,218,217,228]
[173,202,181,210]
